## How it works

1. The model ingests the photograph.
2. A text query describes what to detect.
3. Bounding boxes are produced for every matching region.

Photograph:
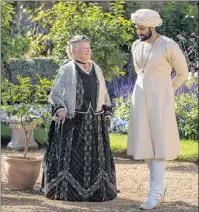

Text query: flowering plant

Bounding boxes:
[110,116,129,134]
[174,73,198,140]
[177,33,199,73]
[106,76,136,101]
[110,33,198,139]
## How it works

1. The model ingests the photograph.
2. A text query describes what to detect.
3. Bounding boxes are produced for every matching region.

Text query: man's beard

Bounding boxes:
[139,28,152,41]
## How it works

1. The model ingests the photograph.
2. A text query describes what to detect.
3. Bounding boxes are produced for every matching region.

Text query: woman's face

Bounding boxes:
[73,41,92,61]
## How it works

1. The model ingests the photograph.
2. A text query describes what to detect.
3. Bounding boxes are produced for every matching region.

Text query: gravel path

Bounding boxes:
[1,149,198,212]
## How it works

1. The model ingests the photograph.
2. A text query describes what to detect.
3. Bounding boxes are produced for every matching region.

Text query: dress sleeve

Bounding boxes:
[48,67,67,114]
[166,40,189,91]
[103,86,112,117]
[52,105,65,116]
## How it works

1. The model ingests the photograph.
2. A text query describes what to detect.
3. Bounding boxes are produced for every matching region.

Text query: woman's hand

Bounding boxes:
[57,108,66,122]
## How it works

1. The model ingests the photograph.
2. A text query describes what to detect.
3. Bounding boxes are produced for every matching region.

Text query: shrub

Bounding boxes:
[157,1,198,40]
[113,95,131,121]
[111,75,198,139]
[110,116,128,134]
[175,74,198,140]
[4,58,59,84]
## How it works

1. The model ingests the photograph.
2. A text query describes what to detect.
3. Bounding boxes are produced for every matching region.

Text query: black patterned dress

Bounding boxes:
[41,64,117,201]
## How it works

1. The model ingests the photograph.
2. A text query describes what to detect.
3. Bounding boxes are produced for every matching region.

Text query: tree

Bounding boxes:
[32,1,135,79]
[157,1,198,40]
[1,1,30,80]
[1,1,15,63]
[1,75,52,158]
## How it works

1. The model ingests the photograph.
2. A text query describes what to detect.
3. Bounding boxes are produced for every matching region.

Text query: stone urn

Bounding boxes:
[7,122,39,150]
[4,155,43,190]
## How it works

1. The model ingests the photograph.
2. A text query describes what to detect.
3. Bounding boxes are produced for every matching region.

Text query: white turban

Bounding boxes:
[131,9,162,27]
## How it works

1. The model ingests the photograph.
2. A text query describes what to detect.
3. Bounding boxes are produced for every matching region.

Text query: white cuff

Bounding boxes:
[56,108,66,114]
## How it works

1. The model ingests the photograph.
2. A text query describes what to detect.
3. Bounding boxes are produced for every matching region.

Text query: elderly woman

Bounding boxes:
[41,35,117,201]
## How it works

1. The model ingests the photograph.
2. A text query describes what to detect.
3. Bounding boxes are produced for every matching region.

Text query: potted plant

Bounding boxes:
[1,74,52,190]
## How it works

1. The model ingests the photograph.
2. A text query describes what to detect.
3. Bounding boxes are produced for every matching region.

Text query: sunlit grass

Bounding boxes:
[1,124,198,162]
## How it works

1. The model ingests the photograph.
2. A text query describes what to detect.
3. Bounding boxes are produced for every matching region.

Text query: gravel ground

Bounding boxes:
[1,149,198,212]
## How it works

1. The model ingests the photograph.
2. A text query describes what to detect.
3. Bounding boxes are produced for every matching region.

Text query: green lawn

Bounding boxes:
[110,134,198,162]
[177,139,198,162]
[110,134,127,152]
[1,124,198,162]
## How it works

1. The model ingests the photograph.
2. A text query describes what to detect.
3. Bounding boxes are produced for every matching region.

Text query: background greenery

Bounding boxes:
[110,74,198,141]
[1,1,198,161]
[31,1,135,79]
[2,1,198,78]
[1,124,198,163]
[1,2,30,65]
[5,58,59,84]
[124,1,198,40]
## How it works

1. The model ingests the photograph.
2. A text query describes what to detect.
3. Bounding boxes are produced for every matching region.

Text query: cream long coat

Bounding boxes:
[127,36,189,160]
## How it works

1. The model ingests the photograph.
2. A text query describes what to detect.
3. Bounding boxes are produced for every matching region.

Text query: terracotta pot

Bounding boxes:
[4,156,43,190]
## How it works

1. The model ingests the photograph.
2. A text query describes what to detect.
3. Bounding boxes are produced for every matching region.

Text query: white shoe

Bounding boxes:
[139,193,161,210]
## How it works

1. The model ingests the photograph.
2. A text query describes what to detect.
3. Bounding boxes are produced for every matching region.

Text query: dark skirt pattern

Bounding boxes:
[41,108,117,202]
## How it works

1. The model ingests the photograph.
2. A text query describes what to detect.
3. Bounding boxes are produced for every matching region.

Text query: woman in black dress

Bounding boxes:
[41,35,117,202]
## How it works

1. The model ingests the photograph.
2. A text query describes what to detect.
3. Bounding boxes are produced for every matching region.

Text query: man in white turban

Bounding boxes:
[127,9,188,210]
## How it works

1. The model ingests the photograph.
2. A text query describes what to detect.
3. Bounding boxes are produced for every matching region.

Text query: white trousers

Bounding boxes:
[144,159,166,196]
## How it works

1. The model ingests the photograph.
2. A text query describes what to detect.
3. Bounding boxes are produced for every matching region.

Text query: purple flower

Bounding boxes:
[107,76,136,100]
